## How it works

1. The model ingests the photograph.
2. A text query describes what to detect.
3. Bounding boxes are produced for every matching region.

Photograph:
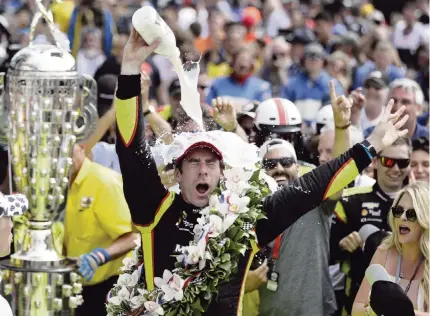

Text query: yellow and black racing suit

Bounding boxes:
[115,74,374,316]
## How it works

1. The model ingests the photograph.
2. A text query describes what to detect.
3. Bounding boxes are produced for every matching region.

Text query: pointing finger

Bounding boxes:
[330,81,337,105]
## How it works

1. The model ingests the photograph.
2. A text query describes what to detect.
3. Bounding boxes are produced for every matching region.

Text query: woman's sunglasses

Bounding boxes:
[391,206,417,222]
[378,156,410,169]
[262,157,296,170]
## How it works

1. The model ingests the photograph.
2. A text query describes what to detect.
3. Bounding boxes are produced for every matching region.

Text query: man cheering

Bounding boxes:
[114,28,409,316]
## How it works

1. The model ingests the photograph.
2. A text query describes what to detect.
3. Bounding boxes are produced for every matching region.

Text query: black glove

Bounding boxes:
[370,281,415,316]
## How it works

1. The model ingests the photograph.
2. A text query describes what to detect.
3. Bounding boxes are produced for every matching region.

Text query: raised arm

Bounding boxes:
[257,99,410,246]
[115,30,168,226]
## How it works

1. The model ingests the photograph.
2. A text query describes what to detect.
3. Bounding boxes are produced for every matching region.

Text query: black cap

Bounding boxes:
[287,27,316,45]
[97,74,117,117]
[364,71,388,90]
[370,281,415,316]
[304,43,325,58]
[412,137,429,152]
[168,78,181,96]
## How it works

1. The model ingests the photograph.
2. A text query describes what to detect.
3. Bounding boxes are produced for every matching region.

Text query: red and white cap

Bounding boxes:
[156,130,259,170]
[254,98,302,133]
[175,141,223,163]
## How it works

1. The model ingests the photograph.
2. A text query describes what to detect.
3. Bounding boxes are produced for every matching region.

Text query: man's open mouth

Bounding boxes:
[196,183,209,195]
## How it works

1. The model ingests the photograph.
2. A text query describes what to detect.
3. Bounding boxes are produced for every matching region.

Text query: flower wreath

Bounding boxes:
[106,164,277,316]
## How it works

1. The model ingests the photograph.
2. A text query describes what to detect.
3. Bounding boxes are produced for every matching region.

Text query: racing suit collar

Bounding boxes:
[373,182,394,202]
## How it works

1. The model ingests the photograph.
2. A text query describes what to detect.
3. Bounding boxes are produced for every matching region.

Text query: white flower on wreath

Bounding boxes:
[224,168,253,195]
[209,195,229,215]
[228,193,250,214]
[108,286,130,305]
[181,240,209,270]
[207,214,238,237]
[129,288,148,309]
[259,169,279,193]
[121,256,138,272]
[154,270,185,302]
[144,300,164,316]
[134,236,142,248]
[117,270,139,287]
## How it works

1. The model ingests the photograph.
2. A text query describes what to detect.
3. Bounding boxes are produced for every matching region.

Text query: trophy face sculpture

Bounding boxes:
[0,1,98,314]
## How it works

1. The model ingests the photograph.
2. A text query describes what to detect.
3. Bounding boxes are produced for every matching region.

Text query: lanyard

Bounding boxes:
[395,253,424,295]
[272,234,283,261]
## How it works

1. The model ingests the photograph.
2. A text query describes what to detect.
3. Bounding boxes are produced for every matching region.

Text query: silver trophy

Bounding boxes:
[0,1,98,314]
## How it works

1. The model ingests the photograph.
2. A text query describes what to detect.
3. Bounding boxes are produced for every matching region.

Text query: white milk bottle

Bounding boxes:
[132,6,203,129]
[132,6,180,59]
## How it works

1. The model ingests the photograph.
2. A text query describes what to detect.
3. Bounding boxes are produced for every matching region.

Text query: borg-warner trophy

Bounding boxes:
[0,1,98,315]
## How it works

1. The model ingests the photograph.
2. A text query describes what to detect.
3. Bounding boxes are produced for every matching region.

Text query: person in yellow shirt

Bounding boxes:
[65,144,137,316]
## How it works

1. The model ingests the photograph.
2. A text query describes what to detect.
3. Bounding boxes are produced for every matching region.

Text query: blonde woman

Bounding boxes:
[352,182,429,315]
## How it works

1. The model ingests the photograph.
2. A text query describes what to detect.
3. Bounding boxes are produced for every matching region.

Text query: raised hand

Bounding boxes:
[349,87,366,111]
[212,97,238,132]
[330,81,352,129]
[121,27,160,75]
[367,100,409,153]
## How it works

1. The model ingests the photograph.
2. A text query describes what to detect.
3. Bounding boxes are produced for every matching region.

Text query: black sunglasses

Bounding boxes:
[391,206,417,222]
[378,156,410,169]
[262,157,296,170]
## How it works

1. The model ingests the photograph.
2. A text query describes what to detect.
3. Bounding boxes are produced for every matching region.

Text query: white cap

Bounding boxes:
[254,98,302,132]
[365,264,391,286]
[315,104,334,126]
[359,224,380,244]
[259,138,297,161]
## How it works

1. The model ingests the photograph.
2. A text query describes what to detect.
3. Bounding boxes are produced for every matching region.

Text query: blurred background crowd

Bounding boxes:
[0,0,429,315]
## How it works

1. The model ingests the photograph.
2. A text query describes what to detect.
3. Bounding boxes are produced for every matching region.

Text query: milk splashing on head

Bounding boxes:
[132,6,204,130]
[169,56,204,131]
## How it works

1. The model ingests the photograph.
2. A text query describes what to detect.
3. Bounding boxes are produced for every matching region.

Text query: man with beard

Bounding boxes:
[242,81,354,316]
[330,136,412,314]
[245,139,338,316]
[114,28,409,316]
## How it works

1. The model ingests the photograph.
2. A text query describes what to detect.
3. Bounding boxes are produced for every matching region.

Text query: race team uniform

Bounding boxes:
[115,74,374,315]
[330,183,394,314]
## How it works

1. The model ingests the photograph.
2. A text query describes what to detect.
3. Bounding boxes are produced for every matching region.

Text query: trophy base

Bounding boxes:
[12,221,64,266]
[0,260,83,316]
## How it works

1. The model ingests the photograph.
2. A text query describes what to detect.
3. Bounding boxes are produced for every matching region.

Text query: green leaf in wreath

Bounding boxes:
[219,261,232,272]
[191,297,205,312]
[221,253,231,262]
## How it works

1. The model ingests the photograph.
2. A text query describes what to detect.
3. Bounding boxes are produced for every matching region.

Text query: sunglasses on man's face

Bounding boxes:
[378,156,410,169]
[262,157,296,170]
[391,206,417,222]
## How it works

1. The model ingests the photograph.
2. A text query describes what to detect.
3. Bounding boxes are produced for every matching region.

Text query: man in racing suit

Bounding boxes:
[330,137,411,314]
[114,29,408,316]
